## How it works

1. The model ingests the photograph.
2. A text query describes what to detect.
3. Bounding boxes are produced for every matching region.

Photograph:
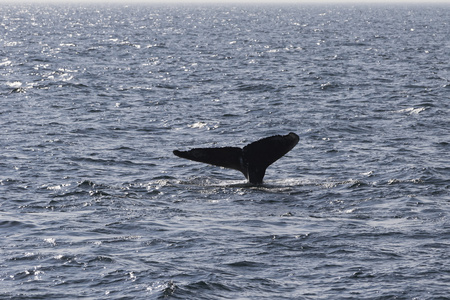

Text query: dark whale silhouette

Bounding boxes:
[173,132,299,184]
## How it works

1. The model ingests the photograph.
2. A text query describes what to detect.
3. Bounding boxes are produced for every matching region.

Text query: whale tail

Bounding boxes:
[173,132,299,184]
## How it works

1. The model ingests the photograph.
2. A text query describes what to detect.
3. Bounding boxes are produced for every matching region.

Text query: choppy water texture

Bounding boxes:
[1,3,450,299]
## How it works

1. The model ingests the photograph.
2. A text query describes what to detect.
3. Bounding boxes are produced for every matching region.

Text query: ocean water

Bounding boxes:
[1,3,449,299]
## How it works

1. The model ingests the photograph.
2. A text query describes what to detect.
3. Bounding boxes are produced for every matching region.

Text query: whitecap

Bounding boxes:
[188,122,207,129]
[394,107,426,114]
[0,59,12,67]
[44,238,56,246]
[188,121,219,130]
[410,107,426,114]
[6,81,22,88]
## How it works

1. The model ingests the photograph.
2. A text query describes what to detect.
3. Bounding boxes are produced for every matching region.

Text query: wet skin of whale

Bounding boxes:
[173,132,299,184]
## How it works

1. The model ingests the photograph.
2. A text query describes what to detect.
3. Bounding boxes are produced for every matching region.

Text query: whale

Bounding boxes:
[173,132,299,184]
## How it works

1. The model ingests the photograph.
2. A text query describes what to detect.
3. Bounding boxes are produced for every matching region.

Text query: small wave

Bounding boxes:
[393,107,426,114]
[170,177,370,193]
[77,180,97,188]
[8,252,41,262]
[226,260,266,268]
[188,121,219,130]
[6,81,27,93]
[146,280,176,298]
[86,255,115,264]
[387,178,423,185]
[320,81,339,90]
[179,279,235,296]
[0,178,27,186]
[6,81,23,89]
[0,59,12,67]
[0,220,36,229]
[174,176,245,187]
[236,83,276,93]
[42,183,71,191]
[9,266,45,281]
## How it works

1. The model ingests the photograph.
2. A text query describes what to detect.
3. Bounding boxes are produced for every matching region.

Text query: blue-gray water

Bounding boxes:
[1,3,449,299]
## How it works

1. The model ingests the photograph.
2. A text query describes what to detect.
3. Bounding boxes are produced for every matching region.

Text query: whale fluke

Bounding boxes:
[173,132,299,184]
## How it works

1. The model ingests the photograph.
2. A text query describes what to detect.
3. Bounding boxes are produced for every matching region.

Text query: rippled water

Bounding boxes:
[1,3,449,299]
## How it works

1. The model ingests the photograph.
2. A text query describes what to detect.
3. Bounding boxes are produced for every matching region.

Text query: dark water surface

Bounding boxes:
[1,3,449,299]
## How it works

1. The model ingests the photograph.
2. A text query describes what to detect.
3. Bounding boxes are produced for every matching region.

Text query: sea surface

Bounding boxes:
[1,3,449,299]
